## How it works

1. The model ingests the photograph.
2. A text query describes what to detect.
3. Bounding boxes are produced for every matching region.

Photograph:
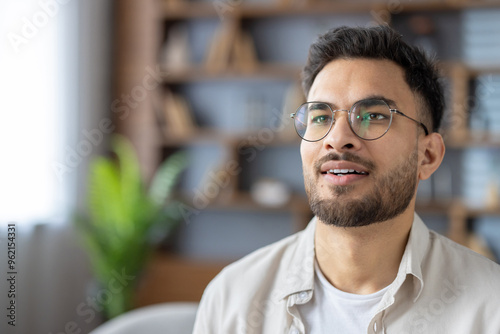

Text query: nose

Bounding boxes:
[322,110,362,152]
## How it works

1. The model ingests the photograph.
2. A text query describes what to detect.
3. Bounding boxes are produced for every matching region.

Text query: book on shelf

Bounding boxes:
[205,20,261,73]
[204,20,238,73]
[162,89,197,139]
[232,31,258,73]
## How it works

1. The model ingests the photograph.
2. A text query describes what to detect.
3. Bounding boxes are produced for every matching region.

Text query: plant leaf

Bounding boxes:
[148,151,187,206]
[88,158,129,233]
[112,135,143,222]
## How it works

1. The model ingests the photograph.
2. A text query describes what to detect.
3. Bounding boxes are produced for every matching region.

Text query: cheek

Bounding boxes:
[371,135,413,168]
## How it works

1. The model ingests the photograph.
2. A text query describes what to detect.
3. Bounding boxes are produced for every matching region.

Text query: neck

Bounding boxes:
[314,206,414,295]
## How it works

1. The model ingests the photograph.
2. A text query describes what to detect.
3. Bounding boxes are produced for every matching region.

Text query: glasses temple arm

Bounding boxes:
[392,109,429,136]
[291,113,307,127]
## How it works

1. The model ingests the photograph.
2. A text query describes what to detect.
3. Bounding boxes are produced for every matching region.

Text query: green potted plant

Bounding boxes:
[76,135,187,319]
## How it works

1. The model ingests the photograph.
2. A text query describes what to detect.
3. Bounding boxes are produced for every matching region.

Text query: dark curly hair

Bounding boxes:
[302,25,444,133]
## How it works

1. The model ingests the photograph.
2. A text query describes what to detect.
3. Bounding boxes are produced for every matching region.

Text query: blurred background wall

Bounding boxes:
[1,0,112,332]
[1,0,500,333]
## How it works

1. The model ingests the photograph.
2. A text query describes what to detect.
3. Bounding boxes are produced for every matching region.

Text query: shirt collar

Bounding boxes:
[276,216,317,301]
[277,213,430,302]
[395,213,430,301]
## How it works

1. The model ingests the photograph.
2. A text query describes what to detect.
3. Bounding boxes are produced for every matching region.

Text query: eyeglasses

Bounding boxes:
[290,98,429,142]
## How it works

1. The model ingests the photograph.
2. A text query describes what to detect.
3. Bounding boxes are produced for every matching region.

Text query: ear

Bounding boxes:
[418,132,445,180]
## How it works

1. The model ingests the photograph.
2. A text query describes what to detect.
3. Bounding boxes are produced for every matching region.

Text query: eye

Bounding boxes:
[310,114,332,125]
[362,113,387,121]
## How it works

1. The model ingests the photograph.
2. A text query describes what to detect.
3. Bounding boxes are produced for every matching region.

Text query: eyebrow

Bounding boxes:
[362,95,398,109]
[309,95,399,110]
[307,102,329,111]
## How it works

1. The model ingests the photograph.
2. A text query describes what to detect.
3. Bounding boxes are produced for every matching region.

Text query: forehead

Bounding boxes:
[308,58,414,109]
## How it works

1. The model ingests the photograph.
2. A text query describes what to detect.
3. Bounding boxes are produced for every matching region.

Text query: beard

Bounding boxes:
[304,148,418,228]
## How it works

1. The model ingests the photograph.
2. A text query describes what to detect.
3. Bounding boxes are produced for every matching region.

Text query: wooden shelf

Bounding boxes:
[162,2,385,19]
[162,2,217,19]
[444,131,500,148]
[467,207,500,217]
[162,128,300,147]
[211,191,310,213]
[162,1,500,20]
[238,3,391,18]
[467,66,500,77]
[177,190,310,214]
[161,63,301,83]
[416,200,453,214]
[417,199,500,217]
[463,0,500,10]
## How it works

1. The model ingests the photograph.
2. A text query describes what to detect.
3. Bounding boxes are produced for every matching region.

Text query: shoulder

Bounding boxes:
[422,231,500,329]
[426,230,500,290]
[428,230,500,271]
[193,227,312,333]
[201,219,317,304]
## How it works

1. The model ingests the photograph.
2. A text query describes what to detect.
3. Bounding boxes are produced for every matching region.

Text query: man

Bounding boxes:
[192,26,500,334]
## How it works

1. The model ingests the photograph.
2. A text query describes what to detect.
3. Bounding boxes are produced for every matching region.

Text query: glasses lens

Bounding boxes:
[350,99,393,140]
[294,102,333,141]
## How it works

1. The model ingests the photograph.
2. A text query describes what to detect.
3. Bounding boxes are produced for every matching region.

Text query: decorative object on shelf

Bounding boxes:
[76,135,187,319]
[160,23,190,73]
[251,178,291,207]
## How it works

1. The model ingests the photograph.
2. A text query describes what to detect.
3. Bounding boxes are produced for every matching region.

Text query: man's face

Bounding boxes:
[301,58,422,227]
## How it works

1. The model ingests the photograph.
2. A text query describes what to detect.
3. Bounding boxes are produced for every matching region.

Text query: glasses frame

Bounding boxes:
[290,98,429,142]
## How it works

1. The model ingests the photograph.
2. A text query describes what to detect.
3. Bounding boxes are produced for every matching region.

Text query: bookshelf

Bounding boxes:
[113,0,500,306]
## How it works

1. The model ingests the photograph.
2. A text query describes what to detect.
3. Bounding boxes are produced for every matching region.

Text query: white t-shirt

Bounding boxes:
[298,261,390,334]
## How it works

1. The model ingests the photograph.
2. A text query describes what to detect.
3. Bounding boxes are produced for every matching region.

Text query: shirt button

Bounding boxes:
[299,291,308,300]
[289,328,300,334]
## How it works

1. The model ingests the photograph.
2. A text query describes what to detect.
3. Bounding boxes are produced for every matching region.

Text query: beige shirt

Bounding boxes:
[193,214,500,334]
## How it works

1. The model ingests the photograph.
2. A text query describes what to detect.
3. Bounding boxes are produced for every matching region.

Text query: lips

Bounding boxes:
[320,161,370,186]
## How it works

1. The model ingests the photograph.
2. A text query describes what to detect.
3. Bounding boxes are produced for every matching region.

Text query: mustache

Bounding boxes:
[314,152,376,173]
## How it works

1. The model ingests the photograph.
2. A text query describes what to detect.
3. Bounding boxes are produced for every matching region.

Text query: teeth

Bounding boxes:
[326,169,367,175]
